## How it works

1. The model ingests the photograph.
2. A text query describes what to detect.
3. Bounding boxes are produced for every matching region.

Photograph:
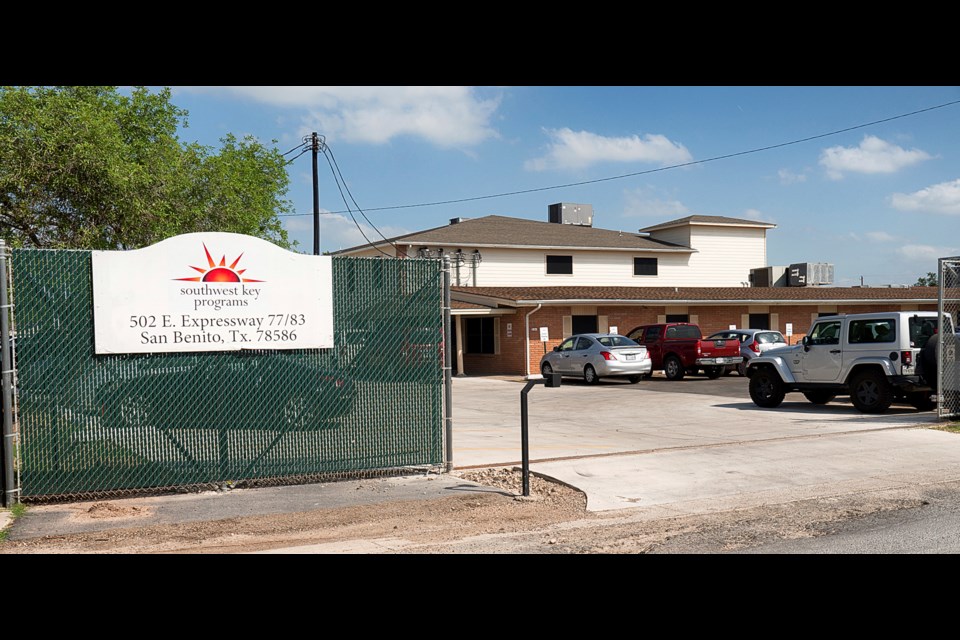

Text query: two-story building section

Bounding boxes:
[334,204,937,377]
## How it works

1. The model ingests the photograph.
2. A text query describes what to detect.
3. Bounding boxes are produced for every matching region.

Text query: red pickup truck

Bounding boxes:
[625,323,743,380]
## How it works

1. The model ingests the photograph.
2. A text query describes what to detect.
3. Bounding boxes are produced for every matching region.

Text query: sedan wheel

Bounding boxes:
[583,365,599,385]
[541,362,554,377]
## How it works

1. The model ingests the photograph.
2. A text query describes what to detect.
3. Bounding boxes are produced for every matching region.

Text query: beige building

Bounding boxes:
[335,205,936,376]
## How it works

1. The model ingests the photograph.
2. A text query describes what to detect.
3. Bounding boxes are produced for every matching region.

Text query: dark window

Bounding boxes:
[665,325,702,339]
[546,255,573,275]
[574,336,594,350]
[643,326,662,342]
[634,257,658,276]
[748,313,770,330]
[465,317,495,354]
[572,315,598,334]
[848,319,895,344]
[809,321,841,345]
[665,314,689,323]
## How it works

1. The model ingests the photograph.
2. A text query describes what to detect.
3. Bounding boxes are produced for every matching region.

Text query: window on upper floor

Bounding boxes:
[546,255,573,275]
[634,257,658,276]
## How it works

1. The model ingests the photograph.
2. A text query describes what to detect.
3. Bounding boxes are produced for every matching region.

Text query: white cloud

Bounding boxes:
[896,243,958,261]
[742,208,775,223]
[778,168,807,185]
[318,213,410,252]
[182,86,500,147]
[866,231,895,242]
[819,135,932,180]
[622,187,689,218]
[525,128,692,171]
[890,178,960,215]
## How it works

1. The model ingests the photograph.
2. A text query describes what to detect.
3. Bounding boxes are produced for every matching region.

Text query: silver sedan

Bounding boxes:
[540,333,652,384]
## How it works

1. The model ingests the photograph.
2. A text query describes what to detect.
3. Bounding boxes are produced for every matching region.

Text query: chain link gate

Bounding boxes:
[8,249,445,500]
[939,256,960,420]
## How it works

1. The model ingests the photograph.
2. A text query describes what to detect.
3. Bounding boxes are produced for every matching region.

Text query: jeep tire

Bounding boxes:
[749,366,786,408]
[849,369,893,414]
[908,392,936,412]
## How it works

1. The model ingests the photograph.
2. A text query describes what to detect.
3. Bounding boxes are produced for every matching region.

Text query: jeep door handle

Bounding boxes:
[830,349,842,354]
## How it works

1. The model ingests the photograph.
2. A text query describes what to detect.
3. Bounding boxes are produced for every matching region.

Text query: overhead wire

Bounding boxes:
[323,144,399,252]
[320,145,394,258]
[276,98,960,218]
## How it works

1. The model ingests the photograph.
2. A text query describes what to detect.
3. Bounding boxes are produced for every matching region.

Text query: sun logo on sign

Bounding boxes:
[175,244,264,283]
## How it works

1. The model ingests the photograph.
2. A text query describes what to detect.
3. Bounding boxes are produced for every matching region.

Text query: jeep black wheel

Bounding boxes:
[749,366,786,408]
[803,390,837,405]
[664,355,685,381]
[909,392,936,412]
[849,370,893,414]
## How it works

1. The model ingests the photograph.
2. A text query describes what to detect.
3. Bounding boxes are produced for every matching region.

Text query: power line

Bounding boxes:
[276,98,960,218]
[320,145,394,258]
[323,144,399,252]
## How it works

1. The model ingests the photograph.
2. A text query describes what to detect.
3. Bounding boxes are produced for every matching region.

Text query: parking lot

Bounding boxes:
[451,372,956,512]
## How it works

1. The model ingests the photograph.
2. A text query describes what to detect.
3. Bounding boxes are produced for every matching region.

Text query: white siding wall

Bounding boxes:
[677,226,766,286]
[471,248,703,287]
[339,224,766,288]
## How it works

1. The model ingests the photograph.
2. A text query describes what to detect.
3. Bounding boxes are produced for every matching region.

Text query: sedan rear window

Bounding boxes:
[756,332,785,344]
[597,336,641,348]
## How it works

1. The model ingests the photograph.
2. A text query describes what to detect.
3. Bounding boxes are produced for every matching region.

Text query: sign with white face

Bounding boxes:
[609,325,618,335]
[92,232,334,354]
[539,327,549,342]
[785,323,793,336]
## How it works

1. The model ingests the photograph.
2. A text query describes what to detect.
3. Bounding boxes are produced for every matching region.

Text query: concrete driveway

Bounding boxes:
[451,375,958,512]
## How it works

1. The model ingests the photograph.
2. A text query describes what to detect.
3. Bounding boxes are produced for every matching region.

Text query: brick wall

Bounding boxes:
[455,302,939,376]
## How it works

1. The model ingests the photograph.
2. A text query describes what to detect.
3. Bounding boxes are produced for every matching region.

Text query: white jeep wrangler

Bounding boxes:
[745,311,944,413]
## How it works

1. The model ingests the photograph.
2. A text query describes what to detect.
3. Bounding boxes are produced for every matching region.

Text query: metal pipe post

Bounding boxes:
[442,256,453,472]
[0,240,16,506]
[312,132,320,256]
[520,379,536,496]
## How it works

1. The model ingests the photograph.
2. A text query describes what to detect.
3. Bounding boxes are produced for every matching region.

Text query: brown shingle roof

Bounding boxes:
[334,215,693,254]
[451,285,938,303]
[639,215,777,233]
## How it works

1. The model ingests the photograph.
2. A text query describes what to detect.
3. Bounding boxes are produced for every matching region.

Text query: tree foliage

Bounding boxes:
[0,86,294,250]
[915,272,938,287]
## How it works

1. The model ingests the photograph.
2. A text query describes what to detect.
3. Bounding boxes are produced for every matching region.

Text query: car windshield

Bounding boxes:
[597,335,640,348]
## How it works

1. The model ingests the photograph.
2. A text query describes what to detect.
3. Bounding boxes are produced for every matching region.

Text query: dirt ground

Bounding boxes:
[0,467,937,554]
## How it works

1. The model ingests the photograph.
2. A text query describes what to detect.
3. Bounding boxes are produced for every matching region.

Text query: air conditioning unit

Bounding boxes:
[788,262,834,286]
[750,266,788,287]
[548,203,594,227]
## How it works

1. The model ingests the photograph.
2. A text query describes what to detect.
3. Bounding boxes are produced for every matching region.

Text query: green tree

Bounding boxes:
[915,272,938,286]
[0,86,294,250]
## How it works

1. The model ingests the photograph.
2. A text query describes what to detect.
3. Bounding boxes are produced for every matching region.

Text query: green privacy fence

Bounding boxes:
[10,249,443,499]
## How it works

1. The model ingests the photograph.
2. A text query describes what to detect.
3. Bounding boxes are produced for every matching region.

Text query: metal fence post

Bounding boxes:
[0,240,17,506]
[442,256,453,472]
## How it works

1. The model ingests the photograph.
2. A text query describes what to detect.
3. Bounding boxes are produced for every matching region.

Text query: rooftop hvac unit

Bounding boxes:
[788,262,834,286]
[749,266,788,287]
[548,203,594,227]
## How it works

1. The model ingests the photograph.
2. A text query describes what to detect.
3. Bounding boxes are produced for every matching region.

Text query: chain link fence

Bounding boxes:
[939,257,960,419]
[8,249,444,501]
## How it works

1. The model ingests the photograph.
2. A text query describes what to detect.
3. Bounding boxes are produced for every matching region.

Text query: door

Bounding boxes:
[642,326,664,367]
[800,319,844,381]
[570,336,593,373]
[553,336,579,373]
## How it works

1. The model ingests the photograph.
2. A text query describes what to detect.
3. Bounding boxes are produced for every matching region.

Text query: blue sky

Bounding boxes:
[162,86,960,286]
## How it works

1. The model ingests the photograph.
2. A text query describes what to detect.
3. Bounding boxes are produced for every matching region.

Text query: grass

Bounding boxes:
[0,503,26,543]
[934,421,960,434]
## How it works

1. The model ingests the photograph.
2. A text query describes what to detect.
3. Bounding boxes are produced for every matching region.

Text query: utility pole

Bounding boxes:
[310,132,320,256]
